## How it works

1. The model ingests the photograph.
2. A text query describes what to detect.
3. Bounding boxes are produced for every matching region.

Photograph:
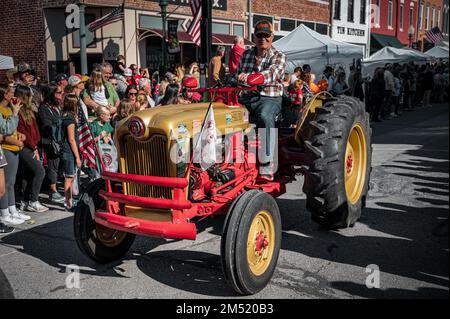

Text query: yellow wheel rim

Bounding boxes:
[247,210,275,276]
[345,124,367,205]
[96,224,128,248]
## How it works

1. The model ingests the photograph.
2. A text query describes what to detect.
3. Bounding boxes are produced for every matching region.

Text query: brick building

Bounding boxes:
[416,0,445,51]
[0,0,330,83]
[370,0,419,53]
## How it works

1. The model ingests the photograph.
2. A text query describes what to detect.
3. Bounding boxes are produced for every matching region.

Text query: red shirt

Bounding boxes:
[17,112,41,150]
[228,44,245,76]
[289,88,303,106]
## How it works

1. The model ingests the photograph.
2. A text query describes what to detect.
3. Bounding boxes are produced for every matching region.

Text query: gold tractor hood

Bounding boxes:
[115,102,251,142]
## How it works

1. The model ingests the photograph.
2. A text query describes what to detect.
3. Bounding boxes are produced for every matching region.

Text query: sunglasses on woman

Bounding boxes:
[128,92,137,96]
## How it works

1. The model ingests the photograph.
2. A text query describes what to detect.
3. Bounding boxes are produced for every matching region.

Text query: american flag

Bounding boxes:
[78,108,98,170]
[425,27,445,44]
[88,3,124,32]
[187,0,202,47]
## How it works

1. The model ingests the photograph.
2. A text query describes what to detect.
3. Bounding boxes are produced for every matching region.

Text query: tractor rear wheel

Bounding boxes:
[301,96,372,229]
[74,179,136,263]
[221,190,282,295]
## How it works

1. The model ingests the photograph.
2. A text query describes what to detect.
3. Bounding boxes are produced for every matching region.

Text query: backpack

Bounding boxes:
[47,106,63,156]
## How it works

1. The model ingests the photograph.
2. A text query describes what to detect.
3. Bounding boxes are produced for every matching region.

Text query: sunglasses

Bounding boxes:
[128,92,137,96]
[256,33,271,39]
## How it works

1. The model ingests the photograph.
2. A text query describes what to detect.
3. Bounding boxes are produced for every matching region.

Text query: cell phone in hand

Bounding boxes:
[11,97,18,105]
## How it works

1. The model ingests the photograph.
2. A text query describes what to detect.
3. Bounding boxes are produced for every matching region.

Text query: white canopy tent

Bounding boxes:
[362,46,429,76]
[0,55,14,70]
[425,46,449,60]
[273,24,364,77]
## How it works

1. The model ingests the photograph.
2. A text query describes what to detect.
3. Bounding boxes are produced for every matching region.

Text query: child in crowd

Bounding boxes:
[89,69,109,108]
[90,106,114,145]
[137,94,149,111]
[289,79,304,128]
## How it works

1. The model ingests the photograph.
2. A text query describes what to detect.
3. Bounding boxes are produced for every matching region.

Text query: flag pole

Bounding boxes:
[183,94,216,179]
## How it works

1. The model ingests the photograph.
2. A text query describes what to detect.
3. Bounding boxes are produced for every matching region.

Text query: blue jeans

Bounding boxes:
[244,95,282,164]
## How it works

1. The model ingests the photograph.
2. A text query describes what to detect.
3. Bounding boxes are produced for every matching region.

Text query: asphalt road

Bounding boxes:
[0,103,448,299]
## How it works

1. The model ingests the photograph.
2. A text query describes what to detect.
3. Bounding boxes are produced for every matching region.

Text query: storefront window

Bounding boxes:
[212,22,230,35]
[233,24,244,37]
[281,19,296,32]
[315,23,328,35]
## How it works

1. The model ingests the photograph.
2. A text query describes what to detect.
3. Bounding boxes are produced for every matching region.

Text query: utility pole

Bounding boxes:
[79,3,88,75]
[201,0,212,65]
[160,0,168,76]
[247,0,253,41]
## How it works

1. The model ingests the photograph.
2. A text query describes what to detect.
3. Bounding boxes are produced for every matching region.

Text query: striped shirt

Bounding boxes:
[237,46,286,97]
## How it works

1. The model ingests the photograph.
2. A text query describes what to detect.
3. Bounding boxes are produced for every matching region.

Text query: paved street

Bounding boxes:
[0,103,448,299]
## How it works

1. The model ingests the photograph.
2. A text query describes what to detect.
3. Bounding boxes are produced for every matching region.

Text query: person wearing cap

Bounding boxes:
[55,73,69,91]
[67,74,90,120]
[123,68,134,86]
[15,62,41,113]
[236,20,286,181]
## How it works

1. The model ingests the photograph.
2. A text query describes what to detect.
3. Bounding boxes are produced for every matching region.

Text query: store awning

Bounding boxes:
[138,28,253,46]
[0,55,14,70]
[371,33,404,49]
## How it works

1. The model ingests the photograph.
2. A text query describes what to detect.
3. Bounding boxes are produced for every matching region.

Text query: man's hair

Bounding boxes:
[138,77,151,90]
[216,46,226,55]
[294,67,302,74]
[100,62,113,72]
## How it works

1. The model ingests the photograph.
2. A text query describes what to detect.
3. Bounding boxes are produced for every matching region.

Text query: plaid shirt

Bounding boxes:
[237,46,286,97]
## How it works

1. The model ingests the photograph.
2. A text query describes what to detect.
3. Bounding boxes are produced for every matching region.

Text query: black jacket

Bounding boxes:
[37,103,61,146]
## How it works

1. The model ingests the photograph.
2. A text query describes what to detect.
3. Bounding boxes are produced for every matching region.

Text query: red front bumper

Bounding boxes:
[97,171,197,241]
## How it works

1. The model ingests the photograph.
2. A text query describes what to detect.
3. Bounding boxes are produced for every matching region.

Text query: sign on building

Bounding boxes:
[148,0,227,11]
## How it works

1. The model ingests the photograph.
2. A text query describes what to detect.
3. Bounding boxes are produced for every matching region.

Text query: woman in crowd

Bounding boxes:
[188,62,201,85]
[159,84,180,106]
[333,72,350,96]
[421,65,434,108]
[0,84,28,226]
[38,84,65,204]
[61,94,82,210]
[125,85,139,109]
[112,99,137,129]
[15,85,48,213]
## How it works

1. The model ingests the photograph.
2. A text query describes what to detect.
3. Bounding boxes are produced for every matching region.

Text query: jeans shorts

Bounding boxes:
[62,152,76,178]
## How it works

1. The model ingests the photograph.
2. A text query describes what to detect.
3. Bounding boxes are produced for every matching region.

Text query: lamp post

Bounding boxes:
[408,25,415,48]
[159,0,168,76]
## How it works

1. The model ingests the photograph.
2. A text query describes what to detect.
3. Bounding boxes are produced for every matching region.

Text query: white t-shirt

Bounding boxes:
[90,85,109,107]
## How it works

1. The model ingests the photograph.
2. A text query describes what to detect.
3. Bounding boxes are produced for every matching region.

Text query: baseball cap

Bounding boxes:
[68,74,89,86]
[254,20,273,36]
[17,62,33,74]
[123,68,133,77]
[55,73,68,83]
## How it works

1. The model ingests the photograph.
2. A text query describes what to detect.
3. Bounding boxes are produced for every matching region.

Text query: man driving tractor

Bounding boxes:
[236,20,287,181]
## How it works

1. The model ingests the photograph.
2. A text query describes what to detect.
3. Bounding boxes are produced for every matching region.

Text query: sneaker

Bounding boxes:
[0,214,24,226]
[50,192,65,204]
[27,201,49,213]
[11,211,31,221]
[0,223,15,234]
[19,201,27,212]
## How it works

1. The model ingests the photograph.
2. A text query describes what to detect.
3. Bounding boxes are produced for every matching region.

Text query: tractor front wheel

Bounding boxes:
[221,190,282,295]
[74,179,136,264]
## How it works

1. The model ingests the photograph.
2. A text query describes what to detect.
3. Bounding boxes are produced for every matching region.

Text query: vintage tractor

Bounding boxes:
[74,74,372,295]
